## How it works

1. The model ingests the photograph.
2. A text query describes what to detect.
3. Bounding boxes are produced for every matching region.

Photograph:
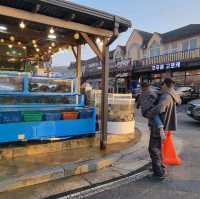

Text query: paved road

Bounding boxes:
[86,112,200,199]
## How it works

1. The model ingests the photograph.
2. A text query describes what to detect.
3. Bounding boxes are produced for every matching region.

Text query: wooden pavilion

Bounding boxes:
[0,0,131,149]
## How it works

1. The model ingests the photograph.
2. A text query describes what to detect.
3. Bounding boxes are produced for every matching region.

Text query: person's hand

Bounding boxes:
[160,130,166,141]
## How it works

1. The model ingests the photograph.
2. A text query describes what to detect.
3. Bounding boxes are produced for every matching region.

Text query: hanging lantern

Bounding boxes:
[19,21,26,29]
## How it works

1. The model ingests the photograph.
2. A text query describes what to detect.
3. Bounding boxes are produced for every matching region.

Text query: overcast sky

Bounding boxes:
[52,0,200,66]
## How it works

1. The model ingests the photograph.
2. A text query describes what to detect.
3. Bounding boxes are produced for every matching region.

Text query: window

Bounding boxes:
[163,44,170,55]
[182,38,198,51]
[190,38,197,49]
[182,40,189,51]
[171,42,178,53]
[143,49,148,58]
[150,42,160,57]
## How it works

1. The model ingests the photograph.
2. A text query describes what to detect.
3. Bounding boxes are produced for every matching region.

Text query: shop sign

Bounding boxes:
[152,61,181,71]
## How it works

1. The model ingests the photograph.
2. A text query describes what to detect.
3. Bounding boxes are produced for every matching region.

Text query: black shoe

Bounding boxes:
[147,173,167,181]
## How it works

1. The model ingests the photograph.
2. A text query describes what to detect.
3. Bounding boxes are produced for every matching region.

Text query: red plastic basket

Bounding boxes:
[62,112,79,120]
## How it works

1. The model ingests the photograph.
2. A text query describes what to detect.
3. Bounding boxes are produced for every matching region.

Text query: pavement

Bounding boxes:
[0,121,151,199]
[0,110,184,199]
[83,110,200,199]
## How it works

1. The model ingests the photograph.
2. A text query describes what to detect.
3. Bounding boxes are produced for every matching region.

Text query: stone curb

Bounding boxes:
[0,124,183,194]
[0,152,122,193]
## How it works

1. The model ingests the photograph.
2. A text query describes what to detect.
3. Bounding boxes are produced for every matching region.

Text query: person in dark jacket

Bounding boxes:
[147,78,181,179]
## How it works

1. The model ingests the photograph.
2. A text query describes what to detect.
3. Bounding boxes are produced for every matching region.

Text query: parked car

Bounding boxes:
[187,99,200,121]
[176,86,199,103]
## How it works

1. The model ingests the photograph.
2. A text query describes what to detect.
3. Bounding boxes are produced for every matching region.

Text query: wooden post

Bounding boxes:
[100,39,109,150]
[76,45,81,94]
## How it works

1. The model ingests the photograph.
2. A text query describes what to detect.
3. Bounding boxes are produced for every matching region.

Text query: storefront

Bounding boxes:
[0,0,131,148]
[134,59,200,86]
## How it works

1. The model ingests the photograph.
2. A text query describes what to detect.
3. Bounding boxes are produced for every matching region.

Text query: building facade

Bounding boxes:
[131,24,200,86]
[68,24,200,93]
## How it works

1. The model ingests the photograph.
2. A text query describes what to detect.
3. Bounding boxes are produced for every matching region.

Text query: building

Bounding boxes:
[68,24,200,92]
[131,24,200,85]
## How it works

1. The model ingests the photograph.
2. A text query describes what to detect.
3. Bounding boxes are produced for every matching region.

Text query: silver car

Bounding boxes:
[187,99,200,121]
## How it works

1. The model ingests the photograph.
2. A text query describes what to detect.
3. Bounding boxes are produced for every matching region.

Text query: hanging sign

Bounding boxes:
[152,61,181,71]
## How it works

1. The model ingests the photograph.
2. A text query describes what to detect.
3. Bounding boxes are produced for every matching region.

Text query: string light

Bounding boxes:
[18,41,22,45]
[0,39,4,43]
[10,36,15,42]
[19,21,26,29]
[49,46,52,50]
[8,44,13,49]
[96,37,101,44]
[34,44,37,48]
[36,48,40,52]
[32,40,36,44]
[49,27,55,34]
[51,42,55,47]
[74,33,80,40]
[22,46,27,50]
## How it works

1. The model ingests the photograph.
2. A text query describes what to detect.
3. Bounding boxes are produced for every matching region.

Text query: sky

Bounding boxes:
[52,0,200,66]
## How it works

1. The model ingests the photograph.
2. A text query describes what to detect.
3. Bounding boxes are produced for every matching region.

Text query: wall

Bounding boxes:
[126,31,143,60]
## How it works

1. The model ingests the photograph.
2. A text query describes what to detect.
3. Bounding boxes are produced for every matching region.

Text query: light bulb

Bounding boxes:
[23,46,27,50]
[34,44,37,48]
[19,21,26,29]
[49,27,55,34]
[36,48,40,52]
[51,42,55,47]
[10,36,15,42]
[49,46,52,50]
[0,38,4,43]
[32,40,36,44]
[8,44,13,48]
[18,41,22,45]
[96,37,101,43]
[74,33,80,40]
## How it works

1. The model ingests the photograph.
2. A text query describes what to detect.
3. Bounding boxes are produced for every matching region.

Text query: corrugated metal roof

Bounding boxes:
[0,0,131,33]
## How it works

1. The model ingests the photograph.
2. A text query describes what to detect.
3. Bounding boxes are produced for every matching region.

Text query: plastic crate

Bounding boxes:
[43,112,61,121]
[62,111,79,120]
[22,111,43,122]
[79,110,93,119]
[0,112,22,123]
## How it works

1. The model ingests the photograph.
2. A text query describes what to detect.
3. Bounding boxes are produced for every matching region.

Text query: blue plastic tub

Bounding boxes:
[0,112,22,123]
[43,112,61,121]
[79,110,93,119]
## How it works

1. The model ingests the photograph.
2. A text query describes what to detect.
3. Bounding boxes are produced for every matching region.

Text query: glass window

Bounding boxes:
[163,44,170,55]
[171,42,178,53]
[150,42,160,57]
[182,40,189,51]
[189,38,197,49]
[143,49,148,58]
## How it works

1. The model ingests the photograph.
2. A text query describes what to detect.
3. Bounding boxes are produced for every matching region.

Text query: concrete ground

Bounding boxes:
[0,124,150,198]
[85,109,200,199]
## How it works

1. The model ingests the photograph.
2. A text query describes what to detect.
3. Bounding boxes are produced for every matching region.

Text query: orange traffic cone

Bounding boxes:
[162,131,182,166]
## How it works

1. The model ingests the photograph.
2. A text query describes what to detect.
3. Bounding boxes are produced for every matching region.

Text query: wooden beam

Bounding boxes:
[0,5,113,38]
[76,45,81,94]
[100,38,109,150]
[72,46,77,59]
[80,32,103,61]
[32,4,41,13]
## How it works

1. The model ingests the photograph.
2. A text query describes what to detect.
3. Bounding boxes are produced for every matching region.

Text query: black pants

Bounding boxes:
[148,124,165,177]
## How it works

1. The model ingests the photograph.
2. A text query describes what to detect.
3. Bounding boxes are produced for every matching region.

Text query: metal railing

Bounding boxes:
[133,48,200,71]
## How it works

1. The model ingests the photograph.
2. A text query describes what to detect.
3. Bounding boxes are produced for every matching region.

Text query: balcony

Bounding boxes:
[133,48,200,73]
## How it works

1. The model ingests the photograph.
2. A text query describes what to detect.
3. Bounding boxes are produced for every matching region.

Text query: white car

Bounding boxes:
[187,99,200,121]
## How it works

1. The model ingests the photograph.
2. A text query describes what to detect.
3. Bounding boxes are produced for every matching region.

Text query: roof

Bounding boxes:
[162,24,200,43]
[136,30,153,47]
[0,0,131,33]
